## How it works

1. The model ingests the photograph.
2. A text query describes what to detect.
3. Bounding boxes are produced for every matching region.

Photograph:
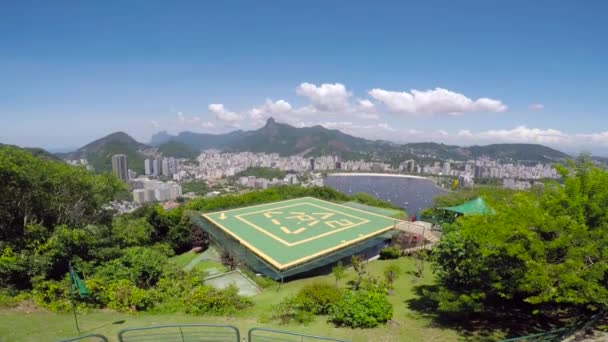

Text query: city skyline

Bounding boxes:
[1,1,607,154]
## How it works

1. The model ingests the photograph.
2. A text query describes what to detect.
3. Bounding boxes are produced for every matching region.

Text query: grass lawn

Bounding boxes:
[0,258,464,342]
[168,250,199,268]
[169,249,226,274]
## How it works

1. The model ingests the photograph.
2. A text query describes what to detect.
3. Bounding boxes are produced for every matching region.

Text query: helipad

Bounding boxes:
[202,197,400,270]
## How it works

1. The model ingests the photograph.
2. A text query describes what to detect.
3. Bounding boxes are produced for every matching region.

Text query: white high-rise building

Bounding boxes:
[152,159,161,177]
[443,162,451,175]
[144,159,153,175]
[111,154,129,182]
[161,158,170,177]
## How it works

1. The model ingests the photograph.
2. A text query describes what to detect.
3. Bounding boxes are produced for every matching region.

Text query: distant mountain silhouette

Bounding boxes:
[149,118,570,163]
[62,131,149,174]
[55,118,572,174]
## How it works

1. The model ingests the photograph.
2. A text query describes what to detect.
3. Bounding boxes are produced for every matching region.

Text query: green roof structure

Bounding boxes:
[439,197,495,216]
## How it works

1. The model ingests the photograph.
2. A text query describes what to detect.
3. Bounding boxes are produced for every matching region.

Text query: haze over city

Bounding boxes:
[1,1,607,154]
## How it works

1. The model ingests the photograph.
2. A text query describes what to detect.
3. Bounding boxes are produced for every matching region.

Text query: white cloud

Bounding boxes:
[436,129,449,136]
[408,129,423,135]
[209,104,242,127]
[354,99,380,120]
[201,121,215,128]
[368,87,507,115]
[577,131,608,145]
[176,112,201,125]
[529,103,544,111]
[457,129,473,137]
[296,82,352,111]
[249,99,293,124]
[314,121,396,140]
[150,120,160,129]
[479,126,567,144]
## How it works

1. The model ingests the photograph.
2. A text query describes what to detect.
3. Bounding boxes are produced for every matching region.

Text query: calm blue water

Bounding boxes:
[324,175,447,215]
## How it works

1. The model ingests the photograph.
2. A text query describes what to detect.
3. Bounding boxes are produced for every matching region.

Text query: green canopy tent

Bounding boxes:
[439,197,495,216]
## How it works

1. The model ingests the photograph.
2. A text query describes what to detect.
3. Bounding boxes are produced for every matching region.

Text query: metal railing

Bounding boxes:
[57,333,109,342]
[248,327,349,342]
[117,324,241,342]
[58,325,351,342]
[498,328,570,342]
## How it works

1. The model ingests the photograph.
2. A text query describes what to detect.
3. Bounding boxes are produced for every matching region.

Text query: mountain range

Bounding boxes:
[54,118,571,173]
[149,118,569,163]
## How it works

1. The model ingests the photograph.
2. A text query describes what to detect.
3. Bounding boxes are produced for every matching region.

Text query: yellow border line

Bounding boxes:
[203,214,286,269]
[279,223,395,269]
[302,197,406,222]
[236,214,369,247]
[204,197,306,215]
[201,197,404,270]
[234,202,370,246]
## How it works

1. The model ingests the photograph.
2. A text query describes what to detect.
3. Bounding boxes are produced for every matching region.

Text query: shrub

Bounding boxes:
[331,261,345,286]
[185,284,252,315]
[383,264,401,288]
[328,288,393,328]
[0,247,30,289]
[32,279,71,312]
[111,217,153,248]
[191,228,210,250]
[95,246,168,288]
[379,247,400,260]
[271,296,315,325]
[220,251,238,270]
[296,283,343,315]
[105,279,152,312]
[0,289,29,308]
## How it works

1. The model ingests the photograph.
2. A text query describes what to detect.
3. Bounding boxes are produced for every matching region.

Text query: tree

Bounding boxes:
[350,255,367,290]
[111,217,153,247]
[220,251,238,271]
[332,261,345,287]
[0,146,124,246]
[432,156,608,315]
[191,228,210,251]
[383,264,401,288]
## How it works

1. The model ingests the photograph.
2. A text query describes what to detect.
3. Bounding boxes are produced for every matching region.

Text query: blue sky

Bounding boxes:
[1,1,607,154]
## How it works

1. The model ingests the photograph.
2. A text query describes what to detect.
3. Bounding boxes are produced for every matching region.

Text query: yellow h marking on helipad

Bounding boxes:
[264,211,283,218]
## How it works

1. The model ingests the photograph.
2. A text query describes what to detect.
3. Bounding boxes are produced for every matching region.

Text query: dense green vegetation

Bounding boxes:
[6,143,605,339]
[0,145,403,319]
[233,166,286,180]
[181,180,209,195]
[1,259,457,342]
[426,155,607,323]
[158,140,199,159]
[61,132,148,174]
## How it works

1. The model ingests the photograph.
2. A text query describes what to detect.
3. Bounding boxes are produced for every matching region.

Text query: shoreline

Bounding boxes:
[326,172,430,180]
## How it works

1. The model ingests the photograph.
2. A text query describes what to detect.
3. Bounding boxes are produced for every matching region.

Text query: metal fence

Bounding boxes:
[498,328,570,342]
[248,328,349,342]
[117,324,241,342]
[58,326,350,342]
[57,334,109,342]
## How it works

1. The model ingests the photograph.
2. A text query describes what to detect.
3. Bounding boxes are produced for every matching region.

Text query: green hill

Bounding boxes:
[158,141,199,159]
[0,144,64,163]
[149,118,570,164]
[63,132,148,174]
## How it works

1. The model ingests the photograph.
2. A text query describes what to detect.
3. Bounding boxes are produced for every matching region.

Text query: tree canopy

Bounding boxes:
[432,156,608,315]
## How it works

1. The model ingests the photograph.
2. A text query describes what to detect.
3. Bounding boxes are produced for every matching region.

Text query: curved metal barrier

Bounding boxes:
[498,328,569,342]
[248,327,349,342]
[57,333,109,342]
[117,324,240,342]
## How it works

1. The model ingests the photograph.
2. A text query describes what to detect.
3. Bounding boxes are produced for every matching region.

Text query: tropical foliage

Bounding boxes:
[431,156,608,317]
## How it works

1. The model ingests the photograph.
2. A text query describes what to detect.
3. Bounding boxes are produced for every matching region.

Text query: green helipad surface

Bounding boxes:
[202,197,401,270]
